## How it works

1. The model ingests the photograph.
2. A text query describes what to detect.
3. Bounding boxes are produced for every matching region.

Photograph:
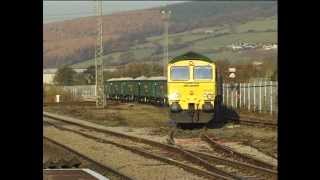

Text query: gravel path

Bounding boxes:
[44,125,207,180]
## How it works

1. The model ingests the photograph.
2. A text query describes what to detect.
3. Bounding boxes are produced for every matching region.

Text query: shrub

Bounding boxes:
[43,84,79,103]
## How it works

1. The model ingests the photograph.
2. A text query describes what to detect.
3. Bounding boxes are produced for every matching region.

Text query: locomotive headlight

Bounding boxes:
[203,92,214,100]
[169,92,181,100]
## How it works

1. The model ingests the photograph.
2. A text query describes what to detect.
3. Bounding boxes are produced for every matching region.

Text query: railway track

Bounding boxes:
[43,136,133,180]
[201,133,277,171]
[43,112,277,179]
[226,116,277,128]
[44,117,235,180]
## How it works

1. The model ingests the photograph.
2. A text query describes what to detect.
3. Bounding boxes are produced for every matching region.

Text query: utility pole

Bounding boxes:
[160,8,171,77]
[95,0,106,108]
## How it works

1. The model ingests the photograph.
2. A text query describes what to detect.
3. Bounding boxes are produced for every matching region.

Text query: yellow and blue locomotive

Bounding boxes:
[167,51,220,124]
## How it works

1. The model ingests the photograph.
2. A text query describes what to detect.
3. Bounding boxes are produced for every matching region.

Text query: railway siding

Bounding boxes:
[44,125,208,180]
[44,112,277,179]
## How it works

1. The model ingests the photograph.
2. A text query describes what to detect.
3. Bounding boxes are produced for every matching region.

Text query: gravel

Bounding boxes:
[44,125,207,180]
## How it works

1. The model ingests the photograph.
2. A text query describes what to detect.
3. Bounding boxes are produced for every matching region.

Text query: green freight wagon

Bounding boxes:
[105,78,121,100]
[135,76,149,103]
[119,77,134,101]
[105,76,168,105]
[147,76,167,105]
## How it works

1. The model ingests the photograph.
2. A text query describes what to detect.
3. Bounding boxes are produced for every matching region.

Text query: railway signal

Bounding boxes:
[228,67,236,79]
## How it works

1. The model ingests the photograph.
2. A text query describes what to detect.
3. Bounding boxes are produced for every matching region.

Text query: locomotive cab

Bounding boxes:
[167,52,218,124]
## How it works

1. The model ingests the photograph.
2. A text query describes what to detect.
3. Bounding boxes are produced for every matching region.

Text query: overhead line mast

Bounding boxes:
[95,0,106,108]
[161,6,171,77]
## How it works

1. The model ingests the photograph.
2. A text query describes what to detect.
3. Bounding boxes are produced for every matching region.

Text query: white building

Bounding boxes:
[43,68,57,84]
[263,44,277,50]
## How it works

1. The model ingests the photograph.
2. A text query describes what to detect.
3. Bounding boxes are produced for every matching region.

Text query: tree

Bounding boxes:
[270,70,277,81]
[82,66,96,85]
[53,66,77,85]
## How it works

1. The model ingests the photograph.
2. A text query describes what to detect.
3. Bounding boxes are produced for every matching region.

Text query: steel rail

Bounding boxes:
[186,149,277,178]
[44,120,235,180]
[43,112,245,179]
[202,134,276,170]
[43,136,133,180]
[226,116,277,128]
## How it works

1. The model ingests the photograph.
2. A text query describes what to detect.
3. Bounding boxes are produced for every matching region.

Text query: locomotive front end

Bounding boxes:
[167,52,217,124]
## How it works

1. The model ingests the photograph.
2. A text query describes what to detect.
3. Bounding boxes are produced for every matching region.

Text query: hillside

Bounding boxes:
[43,1,277,68]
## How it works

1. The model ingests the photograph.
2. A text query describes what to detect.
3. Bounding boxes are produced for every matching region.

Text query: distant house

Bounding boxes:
[229,44,243,50]
[43,68,57,84]
[204,30,213,34]
[263,43,277,50]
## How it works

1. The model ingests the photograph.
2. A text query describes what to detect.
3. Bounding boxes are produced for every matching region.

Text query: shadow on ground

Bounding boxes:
[206,104,240,129]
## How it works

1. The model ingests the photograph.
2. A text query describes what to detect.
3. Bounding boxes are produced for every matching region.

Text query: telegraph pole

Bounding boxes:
[95,0,106,108]
[160,8,171,77]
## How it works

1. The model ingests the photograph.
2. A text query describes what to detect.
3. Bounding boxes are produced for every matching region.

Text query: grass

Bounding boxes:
[71,48,156,68]
[149,33,213,46]
[236,16,277,33]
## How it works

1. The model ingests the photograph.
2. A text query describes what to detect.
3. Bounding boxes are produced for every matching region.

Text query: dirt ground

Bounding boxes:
[44,101,169,127]
[44,101,277,158]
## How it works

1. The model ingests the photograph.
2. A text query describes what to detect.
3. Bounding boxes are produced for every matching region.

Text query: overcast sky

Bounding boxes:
[43,1,185,23]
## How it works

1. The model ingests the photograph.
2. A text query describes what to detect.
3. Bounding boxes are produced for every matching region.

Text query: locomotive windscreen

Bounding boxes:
[193,66,212,80]
[170,66,189,81]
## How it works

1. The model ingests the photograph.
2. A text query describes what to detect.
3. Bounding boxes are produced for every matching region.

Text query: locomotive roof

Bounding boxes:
[169,51,213,64]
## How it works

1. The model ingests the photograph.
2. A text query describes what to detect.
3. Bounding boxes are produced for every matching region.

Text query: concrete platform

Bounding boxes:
[43,169,109,180]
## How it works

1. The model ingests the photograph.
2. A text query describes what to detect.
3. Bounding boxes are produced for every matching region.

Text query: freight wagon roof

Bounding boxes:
[169,51,213,64]
[135,76,148,80]
[107,77,133,81]
[148,76,167,80]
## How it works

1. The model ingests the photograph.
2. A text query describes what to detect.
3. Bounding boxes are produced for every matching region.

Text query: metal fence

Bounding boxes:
[222,81,278,114]
[58,81,278,114]
[60,85,96,97]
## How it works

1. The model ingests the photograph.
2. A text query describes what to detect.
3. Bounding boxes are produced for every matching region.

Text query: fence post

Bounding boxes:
[259,81,262,113]
[248,83,250,111]
[222,84,225,104]
[239,83,242,109]
[231,86,233,109]
[270,81,273,114]
[265,81,267,113]
[226,84,229,107]
[243,82,246,110]
[253,81,256,112]
[235,84,238,109]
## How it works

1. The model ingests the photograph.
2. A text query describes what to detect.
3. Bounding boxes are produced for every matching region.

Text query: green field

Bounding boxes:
[72,48,156,68]
[236,16,277,33]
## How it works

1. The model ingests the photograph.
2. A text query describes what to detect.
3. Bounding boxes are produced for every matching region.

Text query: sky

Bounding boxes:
[43,1,185,23]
